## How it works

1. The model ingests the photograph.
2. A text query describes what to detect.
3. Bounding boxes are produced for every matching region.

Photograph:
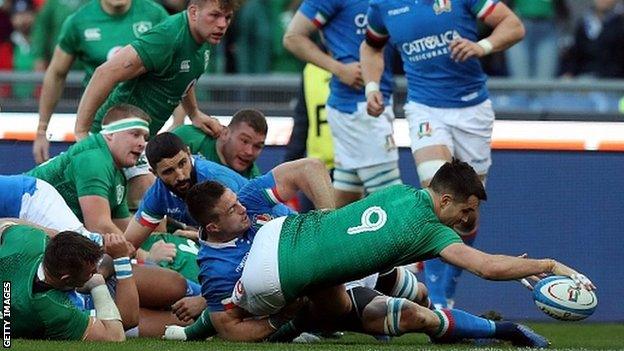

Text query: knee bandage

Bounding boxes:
[383,297,407,336]
[416,160,447,185]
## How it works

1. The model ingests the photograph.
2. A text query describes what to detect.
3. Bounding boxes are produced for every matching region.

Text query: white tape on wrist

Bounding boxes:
[365,82,380,98]
[90,285,122,321]
[477,39,493,55]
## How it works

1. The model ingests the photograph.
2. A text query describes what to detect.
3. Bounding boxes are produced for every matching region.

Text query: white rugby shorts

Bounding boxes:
[404,99,494,175]
[327,102,398,170]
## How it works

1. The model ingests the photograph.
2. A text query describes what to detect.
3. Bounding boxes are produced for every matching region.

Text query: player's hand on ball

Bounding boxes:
[570,273,596,291]
[366,91,384,117]
[449,38,484,62]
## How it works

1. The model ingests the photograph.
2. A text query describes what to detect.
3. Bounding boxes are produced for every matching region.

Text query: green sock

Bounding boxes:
[184,309,217,340]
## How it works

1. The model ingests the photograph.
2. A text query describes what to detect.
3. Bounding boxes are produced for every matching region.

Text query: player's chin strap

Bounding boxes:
[100,117,149,135]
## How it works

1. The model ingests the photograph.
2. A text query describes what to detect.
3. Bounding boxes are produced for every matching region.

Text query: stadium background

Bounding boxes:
[1,0,623,325]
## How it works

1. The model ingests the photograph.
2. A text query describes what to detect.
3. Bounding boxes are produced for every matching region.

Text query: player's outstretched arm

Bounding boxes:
[272,158,335,210]
[35,47,75,164]
[439,242,594,289]
[75,45,147,139]
[210,307,274,342]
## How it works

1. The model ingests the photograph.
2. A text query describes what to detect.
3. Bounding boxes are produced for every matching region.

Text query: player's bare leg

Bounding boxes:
[334,189,362,208]
[133,264,188,308]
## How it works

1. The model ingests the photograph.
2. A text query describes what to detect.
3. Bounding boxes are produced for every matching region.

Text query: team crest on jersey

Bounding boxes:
[132,21,153,37]
[116,184,125,205]
[180,60,191,72]
[84,28,101,41]
[417,121,432,138]
[433,0,452,15]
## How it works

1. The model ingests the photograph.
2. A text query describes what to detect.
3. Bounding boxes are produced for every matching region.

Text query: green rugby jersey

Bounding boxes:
[172,125,261,179]
[58,0,168,86]
[92,11,212,136]
[0,225,90,340]
[277,185,462,300]
[140,233,200,283]
[27,134,129,222]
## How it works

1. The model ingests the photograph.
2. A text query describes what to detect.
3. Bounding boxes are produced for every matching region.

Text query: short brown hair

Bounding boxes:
[229,108,267,135]
[44,231,103,279]
[187,0,241,11]
[101,103,151,125]
[186,181,227,226]
[429,158,487,202]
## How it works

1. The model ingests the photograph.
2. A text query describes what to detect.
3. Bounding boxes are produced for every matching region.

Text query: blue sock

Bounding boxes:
[185,279,202,296]
[424,258,447,307]
[432,309,495,340]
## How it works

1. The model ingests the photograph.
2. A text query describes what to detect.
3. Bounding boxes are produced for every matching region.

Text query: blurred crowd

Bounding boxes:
[1,0,624,99]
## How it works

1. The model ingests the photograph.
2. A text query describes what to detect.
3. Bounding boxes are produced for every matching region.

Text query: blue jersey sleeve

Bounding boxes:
[134,181,165,228]
[238,172,282,213]
[468,0,498,20]
[365,2,389,47]
[194,157,249,193]
[299,0,340,28]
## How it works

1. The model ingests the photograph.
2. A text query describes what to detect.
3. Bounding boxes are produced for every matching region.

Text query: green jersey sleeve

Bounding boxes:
[34,291,90,340]
[72,152,113,199]
[57,13,79,55]
[131,25,177,72]
[419,222,463,257]
[171,125,207,154]
[111,197,130,219]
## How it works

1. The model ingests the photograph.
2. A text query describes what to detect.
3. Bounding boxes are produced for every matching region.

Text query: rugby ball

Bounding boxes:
[533,276,597,321]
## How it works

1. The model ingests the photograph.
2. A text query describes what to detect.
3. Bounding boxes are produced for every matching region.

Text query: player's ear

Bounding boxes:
[440,194,453,209]
[205,222,219,234]
[188,4,198,21]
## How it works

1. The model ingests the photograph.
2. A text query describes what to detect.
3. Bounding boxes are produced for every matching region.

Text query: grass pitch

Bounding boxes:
[7,323,624,351]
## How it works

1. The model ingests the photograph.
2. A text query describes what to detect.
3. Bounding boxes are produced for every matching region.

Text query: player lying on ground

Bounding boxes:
[182,159,593,346]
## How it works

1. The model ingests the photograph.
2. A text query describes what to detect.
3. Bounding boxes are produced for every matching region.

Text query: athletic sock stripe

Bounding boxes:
[361,167,399,184]
[441,309,455,338]
[433,310,449,338]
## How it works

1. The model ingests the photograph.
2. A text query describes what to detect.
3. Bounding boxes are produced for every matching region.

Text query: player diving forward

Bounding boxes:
[230,159,593,346]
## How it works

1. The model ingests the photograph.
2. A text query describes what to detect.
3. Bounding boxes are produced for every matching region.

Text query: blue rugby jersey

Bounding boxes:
[0,175,37,218]
[366,0,498,108]
[136,156,249,228]
[196,172,294,312]
[298,0,395,113]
